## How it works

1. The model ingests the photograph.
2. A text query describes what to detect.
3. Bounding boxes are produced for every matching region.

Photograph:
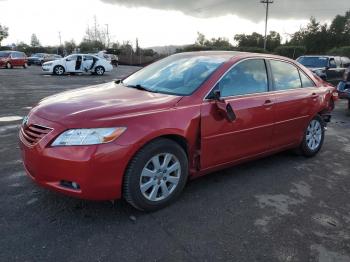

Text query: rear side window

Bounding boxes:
[299,70,315,88]
[218,59,268,97]
[270,60,301,90]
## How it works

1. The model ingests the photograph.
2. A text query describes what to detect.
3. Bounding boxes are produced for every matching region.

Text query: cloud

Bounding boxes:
[100,0,349,21]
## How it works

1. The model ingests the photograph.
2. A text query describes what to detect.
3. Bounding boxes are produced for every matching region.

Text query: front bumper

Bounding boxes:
[19,115,133,200]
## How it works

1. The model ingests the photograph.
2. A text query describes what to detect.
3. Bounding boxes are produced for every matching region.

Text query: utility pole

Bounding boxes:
[105,24,110,48]
[260,0,273,51]
[58,31,62,55]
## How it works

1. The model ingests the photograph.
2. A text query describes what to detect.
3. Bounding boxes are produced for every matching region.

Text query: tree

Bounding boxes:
[30,34,41,47]
[0,24,9,46]
[234,31,281,52]
[64,40,77,54]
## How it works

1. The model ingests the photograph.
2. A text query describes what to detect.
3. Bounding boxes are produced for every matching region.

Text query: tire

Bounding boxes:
[299,115,325,157]
[23,62,28,69]
[6,62,12,69]
[95,66,105,76]
[53,65,65,76]
[123,138,188,211]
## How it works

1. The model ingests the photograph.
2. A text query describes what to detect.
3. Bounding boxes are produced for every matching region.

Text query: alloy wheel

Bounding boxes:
[139,153,181,202]
[306,120,322,151]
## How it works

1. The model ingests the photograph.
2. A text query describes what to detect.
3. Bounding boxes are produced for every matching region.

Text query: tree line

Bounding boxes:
[1,11,349,59]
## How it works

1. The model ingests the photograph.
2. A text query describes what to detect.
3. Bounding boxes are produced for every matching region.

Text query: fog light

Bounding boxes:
[60,180,80,190]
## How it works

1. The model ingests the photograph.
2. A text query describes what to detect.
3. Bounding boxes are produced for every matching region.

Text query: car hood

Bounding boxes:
[30,82,182,126]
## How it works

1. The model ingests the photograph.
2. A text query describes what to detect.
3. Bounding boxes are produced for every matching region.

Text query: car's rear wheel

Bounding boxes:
[299,115,325,157]
[6,62,12,69]
[123,138,188,211]
[95,66,105,76]
[53,65,65,76]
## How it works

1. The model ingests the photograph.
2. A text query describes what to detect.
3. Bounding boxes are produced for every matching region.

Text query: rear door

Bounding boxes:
[200,59,275,169]
[268,59,319,149]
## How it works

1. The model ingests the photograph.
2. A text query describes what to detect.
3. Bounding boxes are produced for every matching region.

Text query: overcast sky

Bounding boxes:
[0,0,348,48]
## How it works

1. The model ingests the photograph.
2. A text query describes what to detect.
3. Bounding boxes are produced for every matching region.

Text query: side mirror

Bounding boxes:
[114,79,122,84]
[213,90,236,122]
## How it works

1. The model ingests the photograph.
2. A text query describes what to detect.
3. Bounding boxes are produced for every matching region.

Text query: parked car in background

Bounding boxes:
[337,67,350,109]
[0,51,28,69]
[297,55,349,84]
[42,54,113,76]
[28,53,62,65]
[20,51,337,211]
[92,53,119,67]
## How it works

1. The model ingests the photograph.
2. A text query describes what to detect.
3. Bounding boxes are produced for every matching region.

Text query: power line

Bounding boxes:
[261,0,273,50]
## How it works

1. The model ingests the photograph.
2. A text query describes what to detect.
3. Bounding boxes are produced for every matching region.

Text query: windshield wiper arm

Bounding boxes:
[126,84,157,93]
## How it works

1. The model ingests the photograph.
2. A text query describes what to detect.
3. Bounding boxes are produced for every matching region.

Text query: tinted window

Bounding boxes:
[270,60,301,90]
[299,70,315,88]
[0,51,10,58]
[329,59,336,68]
[217,59,268,97]
[297,56,328,68]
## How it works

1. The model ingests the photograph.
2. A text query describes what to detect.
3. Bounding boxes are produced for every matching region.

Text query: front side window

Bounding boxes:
[216,59,268,97]
[329,59,337,68]
[66,55,77,61]
[122,54,229,96]
[270,60,301,90]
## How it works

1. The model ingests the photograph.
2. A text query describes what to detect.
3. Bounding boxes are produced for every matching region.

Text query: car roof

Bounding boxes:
[298,55,337,58]
[173,51,297,63]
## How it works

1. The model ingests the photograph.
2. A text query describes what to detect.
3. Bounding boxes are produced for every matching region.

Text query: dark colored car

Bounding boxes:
[20,51,337,211]
[28,53,62,65]
[0,51,28,69]
[297,55,349,84]
[337,68,350,109]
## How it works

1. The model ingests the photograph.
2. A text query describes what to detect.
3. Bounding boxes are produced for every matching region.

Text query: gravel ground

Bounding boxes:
[0,66,350,262]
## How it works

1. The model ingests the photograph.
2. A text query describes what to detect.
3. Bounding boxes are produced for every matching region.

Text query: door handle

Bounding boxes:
[263,99,273,106]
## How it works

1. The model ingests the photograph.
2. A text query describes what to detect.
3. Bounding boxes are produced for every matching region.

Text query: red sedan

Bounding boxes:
[20,51,337,211]
[0,51,28,68]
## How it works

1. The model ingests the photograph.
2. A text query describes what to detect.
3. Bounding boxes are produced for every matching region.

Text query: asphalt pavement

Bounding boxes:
[0,66,350,262]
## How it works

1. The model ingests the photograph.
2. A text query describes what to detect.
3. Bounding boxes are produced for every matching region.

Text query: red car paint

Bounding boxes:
[0,51,28,68]
[20,52,336,200]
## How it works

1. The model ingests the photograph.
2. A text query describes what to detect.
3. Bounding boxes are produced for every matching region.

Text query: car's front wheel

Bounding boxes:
[299,115,325,157]
[95,66,105,76]
[23,62,28,68]
[53,65,65,76]
[6,62,12,69]
[123,138,188,211]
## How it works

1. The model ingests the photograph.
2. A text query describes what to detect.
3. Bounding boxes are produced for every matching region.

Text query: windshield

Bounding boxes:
[297,57,329,68]
[122,54,227,96]
[31,53,46,58]
[0,51,10,58]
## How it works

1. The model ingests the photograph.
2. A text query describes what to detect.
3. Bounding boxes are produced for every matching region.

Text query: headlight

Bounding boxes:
[51,127,126,146]
[43,63,52,66]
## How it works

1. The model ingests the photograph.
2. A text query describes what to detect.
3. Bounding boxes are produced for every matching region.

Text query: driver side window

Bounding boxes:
[329,59,337,68]
[217,59,268,97]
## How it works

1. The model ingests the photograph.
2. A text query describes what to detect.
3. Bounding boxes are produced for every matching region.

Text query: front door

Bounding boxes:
[200,59,274,169]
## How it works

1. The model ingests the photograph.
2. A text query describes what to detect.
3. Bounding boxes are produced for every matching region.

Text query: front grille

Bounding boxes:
[20,124,53,146]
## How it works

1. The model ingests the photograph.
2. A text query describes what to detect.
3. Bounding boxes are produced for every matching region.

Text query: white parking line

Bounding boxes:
[0,116,23,122]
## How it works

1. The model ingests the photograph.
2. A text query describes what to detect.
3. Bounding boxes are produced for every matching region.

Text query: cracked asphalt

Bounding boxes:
[1,66,350,262]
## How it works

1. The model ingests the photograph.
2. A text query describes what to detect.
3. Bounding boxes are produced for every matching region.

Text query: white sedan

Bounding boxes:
[42,54,113,76]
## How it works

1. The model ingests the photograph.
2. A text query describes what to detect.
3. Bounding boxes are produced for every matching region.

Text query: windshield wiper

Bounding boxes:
[126,84,157,93]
